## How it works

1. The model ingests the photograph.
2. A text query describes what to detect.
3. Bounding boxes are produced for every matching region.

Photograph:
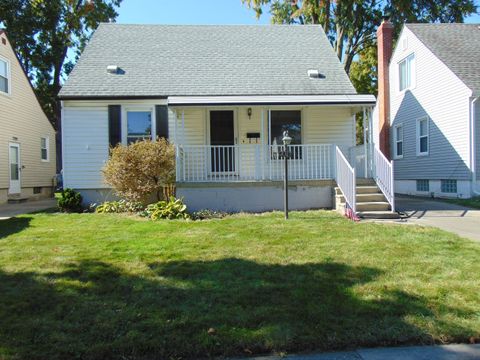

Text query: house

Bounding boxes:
[0,30,56,204]
[374,21,480,199]
[59,24,395,214]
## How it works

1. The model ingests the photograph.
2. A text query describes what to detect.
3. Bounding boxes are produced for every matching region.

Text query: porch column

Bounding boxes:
[261,108,265,180]
[363,107,368,178]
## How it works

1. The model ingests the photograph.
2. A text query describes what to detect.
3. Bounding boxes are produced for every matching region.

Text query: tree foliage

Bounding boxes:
[241,0,477,75]
[103,139,176,204]
[0,0,122,127]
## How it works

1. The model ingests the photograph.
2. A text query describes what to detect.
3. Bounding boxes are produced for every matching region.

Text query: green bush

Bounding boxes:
[191,209,228,220]
[95,200,144,214]
[141,197,190,220]
[57,188,83,213]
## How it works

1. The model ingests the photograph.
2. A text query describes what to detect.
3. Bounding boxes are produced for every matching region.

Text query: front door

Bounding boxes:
[210,110,235,173]
[8,143,21,194]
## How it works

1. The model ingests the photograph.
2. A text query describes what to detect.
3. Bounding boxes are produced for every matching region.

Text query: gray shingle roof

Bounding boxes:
[406,23,480,95]
[59,24,356,98]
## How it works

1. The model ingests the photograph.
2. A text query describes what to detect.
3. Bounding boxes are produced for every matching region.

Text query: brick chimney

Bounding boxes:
[377,18,394,159]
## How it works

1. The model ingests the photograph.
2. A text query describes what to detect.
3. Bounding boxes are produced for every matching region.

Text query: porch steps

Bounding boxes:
[334,180,400,219]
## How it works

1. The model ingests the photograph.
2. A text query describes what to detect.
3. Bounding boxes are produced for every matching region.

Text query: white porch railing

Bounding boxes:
[373,147,395,212]
[176,144,334,182]
[335,146,356,213]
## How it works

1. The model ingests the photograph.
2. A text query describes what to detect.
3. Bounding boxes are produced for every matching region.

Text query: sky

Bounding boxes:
[116,0,480,25]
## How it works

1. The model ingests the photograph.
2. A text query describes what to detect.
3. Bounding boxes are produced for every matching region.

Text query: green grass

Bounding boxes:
[446,196,480,209]
[0,211,479,360]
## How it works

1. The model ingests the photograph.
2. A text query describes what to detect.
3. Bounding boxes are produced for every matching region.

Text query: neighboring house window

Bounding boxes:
[416,180,429,192]
[41,137,49,161]
[398,53,414,91]
[417,117,429,156]
[270,110,302,159]
[0,57,9,94]
[394,124,403,158]
[127,111,152,144]
[441,180,457,193]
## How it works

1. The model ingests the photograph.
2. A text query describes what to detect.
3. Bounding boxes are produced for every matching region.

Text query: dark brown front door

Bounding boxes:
[210,110,235,173]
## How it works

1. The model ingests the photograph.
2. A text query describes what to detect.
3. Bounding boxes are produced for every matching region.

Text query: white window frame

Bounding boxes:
[393,123,403,159]
[416,116,429,156]
[0,55,11,96]
[40,136,49,162]
[398,53,415,93]
[121,106,156,145]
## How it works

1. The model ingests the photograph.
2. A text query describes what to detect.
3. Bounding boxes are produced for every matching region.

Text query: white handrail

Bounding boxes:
[373,147,395,212]
[335,146,356,213]
[177,144,334,182]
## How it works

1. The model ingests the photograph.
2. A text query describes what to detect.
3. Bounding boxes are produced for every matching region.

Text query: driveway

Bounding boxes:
[0,198,57,220]
[396,196,480,242]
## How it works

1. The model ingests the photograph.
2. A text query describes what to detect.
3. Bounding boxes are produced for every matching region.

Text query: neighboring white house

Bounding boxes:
[59,24,394,214]
[0,30,56,204]
[374,22,480,199]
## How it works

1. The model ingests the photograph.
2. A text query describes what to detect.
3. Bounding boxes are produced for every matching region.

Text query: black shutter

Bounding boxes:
[108,105,122,147]
[156,105,169,139]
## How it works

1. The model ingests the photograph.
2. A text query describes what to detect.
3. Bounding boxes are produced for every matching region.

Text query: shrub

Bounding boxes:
[191,209,228,220]
[141,197,190,220]
[103,139,175,203]
[57,188,83,213]
[95,200,144,214]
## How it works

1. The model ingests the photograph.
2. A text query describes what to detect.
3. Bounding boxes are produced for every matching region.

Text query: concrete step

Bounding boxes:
[335,186,382,196]
[8,197,29,204]
[336,193,386,203]
[357,211,401,219]
[356,178,376,186]
[356,201,391,212]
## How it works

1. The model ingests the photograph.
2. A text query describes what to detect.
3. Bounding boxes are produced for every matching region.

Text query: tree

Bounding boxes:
[0,0,123,128]
[241,0,477,74]
[103,139,176,204]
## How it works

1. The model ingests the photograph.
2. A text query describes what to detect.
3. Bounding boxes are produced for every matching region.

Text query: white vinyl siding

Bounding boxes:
[390,27,472,181]
[476,100,480,180]
[63,107,109,189]
[416,117,429,156]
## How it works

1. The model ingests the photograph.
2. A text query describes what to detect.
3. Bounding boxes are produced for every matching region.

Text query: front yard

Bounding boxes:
[0,211,479,359]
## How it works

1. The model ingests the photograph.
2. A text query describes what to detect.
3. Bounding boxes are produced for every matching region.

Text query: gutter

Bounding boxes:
[471,96,480,196]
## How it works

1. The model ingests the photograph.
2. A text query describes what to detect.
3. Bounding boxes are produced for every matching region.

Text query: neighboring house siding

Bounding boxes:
[0,32,56,198]
[63,106,109,189]
[390,27,472,181]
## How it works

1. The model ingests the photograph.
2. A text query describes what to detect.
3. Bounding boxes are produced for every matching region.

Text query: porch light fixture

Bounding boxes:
[247,107,252,120]
[282,131,292,220]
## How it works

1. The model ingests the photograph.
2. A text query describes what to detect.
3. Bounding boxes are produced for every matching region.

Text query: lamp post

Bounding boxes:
[282,131,292,220]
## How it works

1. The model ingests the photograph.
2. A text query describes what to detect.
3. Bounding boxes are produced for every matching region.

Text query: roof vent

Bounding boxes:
[307,69,324,79]
[107,65,119,74]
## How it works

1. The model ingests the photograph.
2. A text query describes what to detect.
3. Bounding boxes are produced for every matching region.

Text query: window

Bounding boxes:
[417,117,429,155]
[33,187,42,194]
[398,53,414,91]
[270,110,302,159]
[127,111,152,144]
[41,137,49,161]
[441,180,457,193]
[0,58,9,94]
[416,180,429,192]
[394,124,403,158]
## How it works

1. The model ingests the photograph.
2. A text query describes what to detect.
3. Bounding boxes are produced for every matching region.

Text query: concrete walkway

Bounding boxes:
[243,344,480,360]
[394,196,480,242]
[0,198,57,220]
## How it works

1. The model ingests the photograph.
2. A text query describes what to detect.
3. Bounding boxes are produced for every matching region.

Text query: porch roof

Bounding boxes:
[167,94,376,106]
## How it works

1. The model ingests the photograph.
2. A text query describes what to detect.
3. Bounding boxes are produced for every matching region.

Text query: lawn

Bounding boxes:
[446,196,480,209]
[0,211,479,360]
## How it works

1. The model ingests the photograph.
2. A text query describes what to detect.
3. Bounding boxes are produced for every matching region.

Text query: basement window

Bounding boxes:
[441,180,457,194]
[416,180,429,192]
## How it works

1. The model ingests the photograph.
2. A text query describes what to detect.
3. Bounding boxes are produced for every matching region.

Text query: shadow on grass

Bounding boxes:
[0,217,31,239]
[0,259,475,360]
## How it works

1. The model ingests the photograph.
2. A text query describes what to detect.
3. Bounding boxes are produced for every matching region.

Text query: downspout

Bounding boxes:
[471,96,480,195]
